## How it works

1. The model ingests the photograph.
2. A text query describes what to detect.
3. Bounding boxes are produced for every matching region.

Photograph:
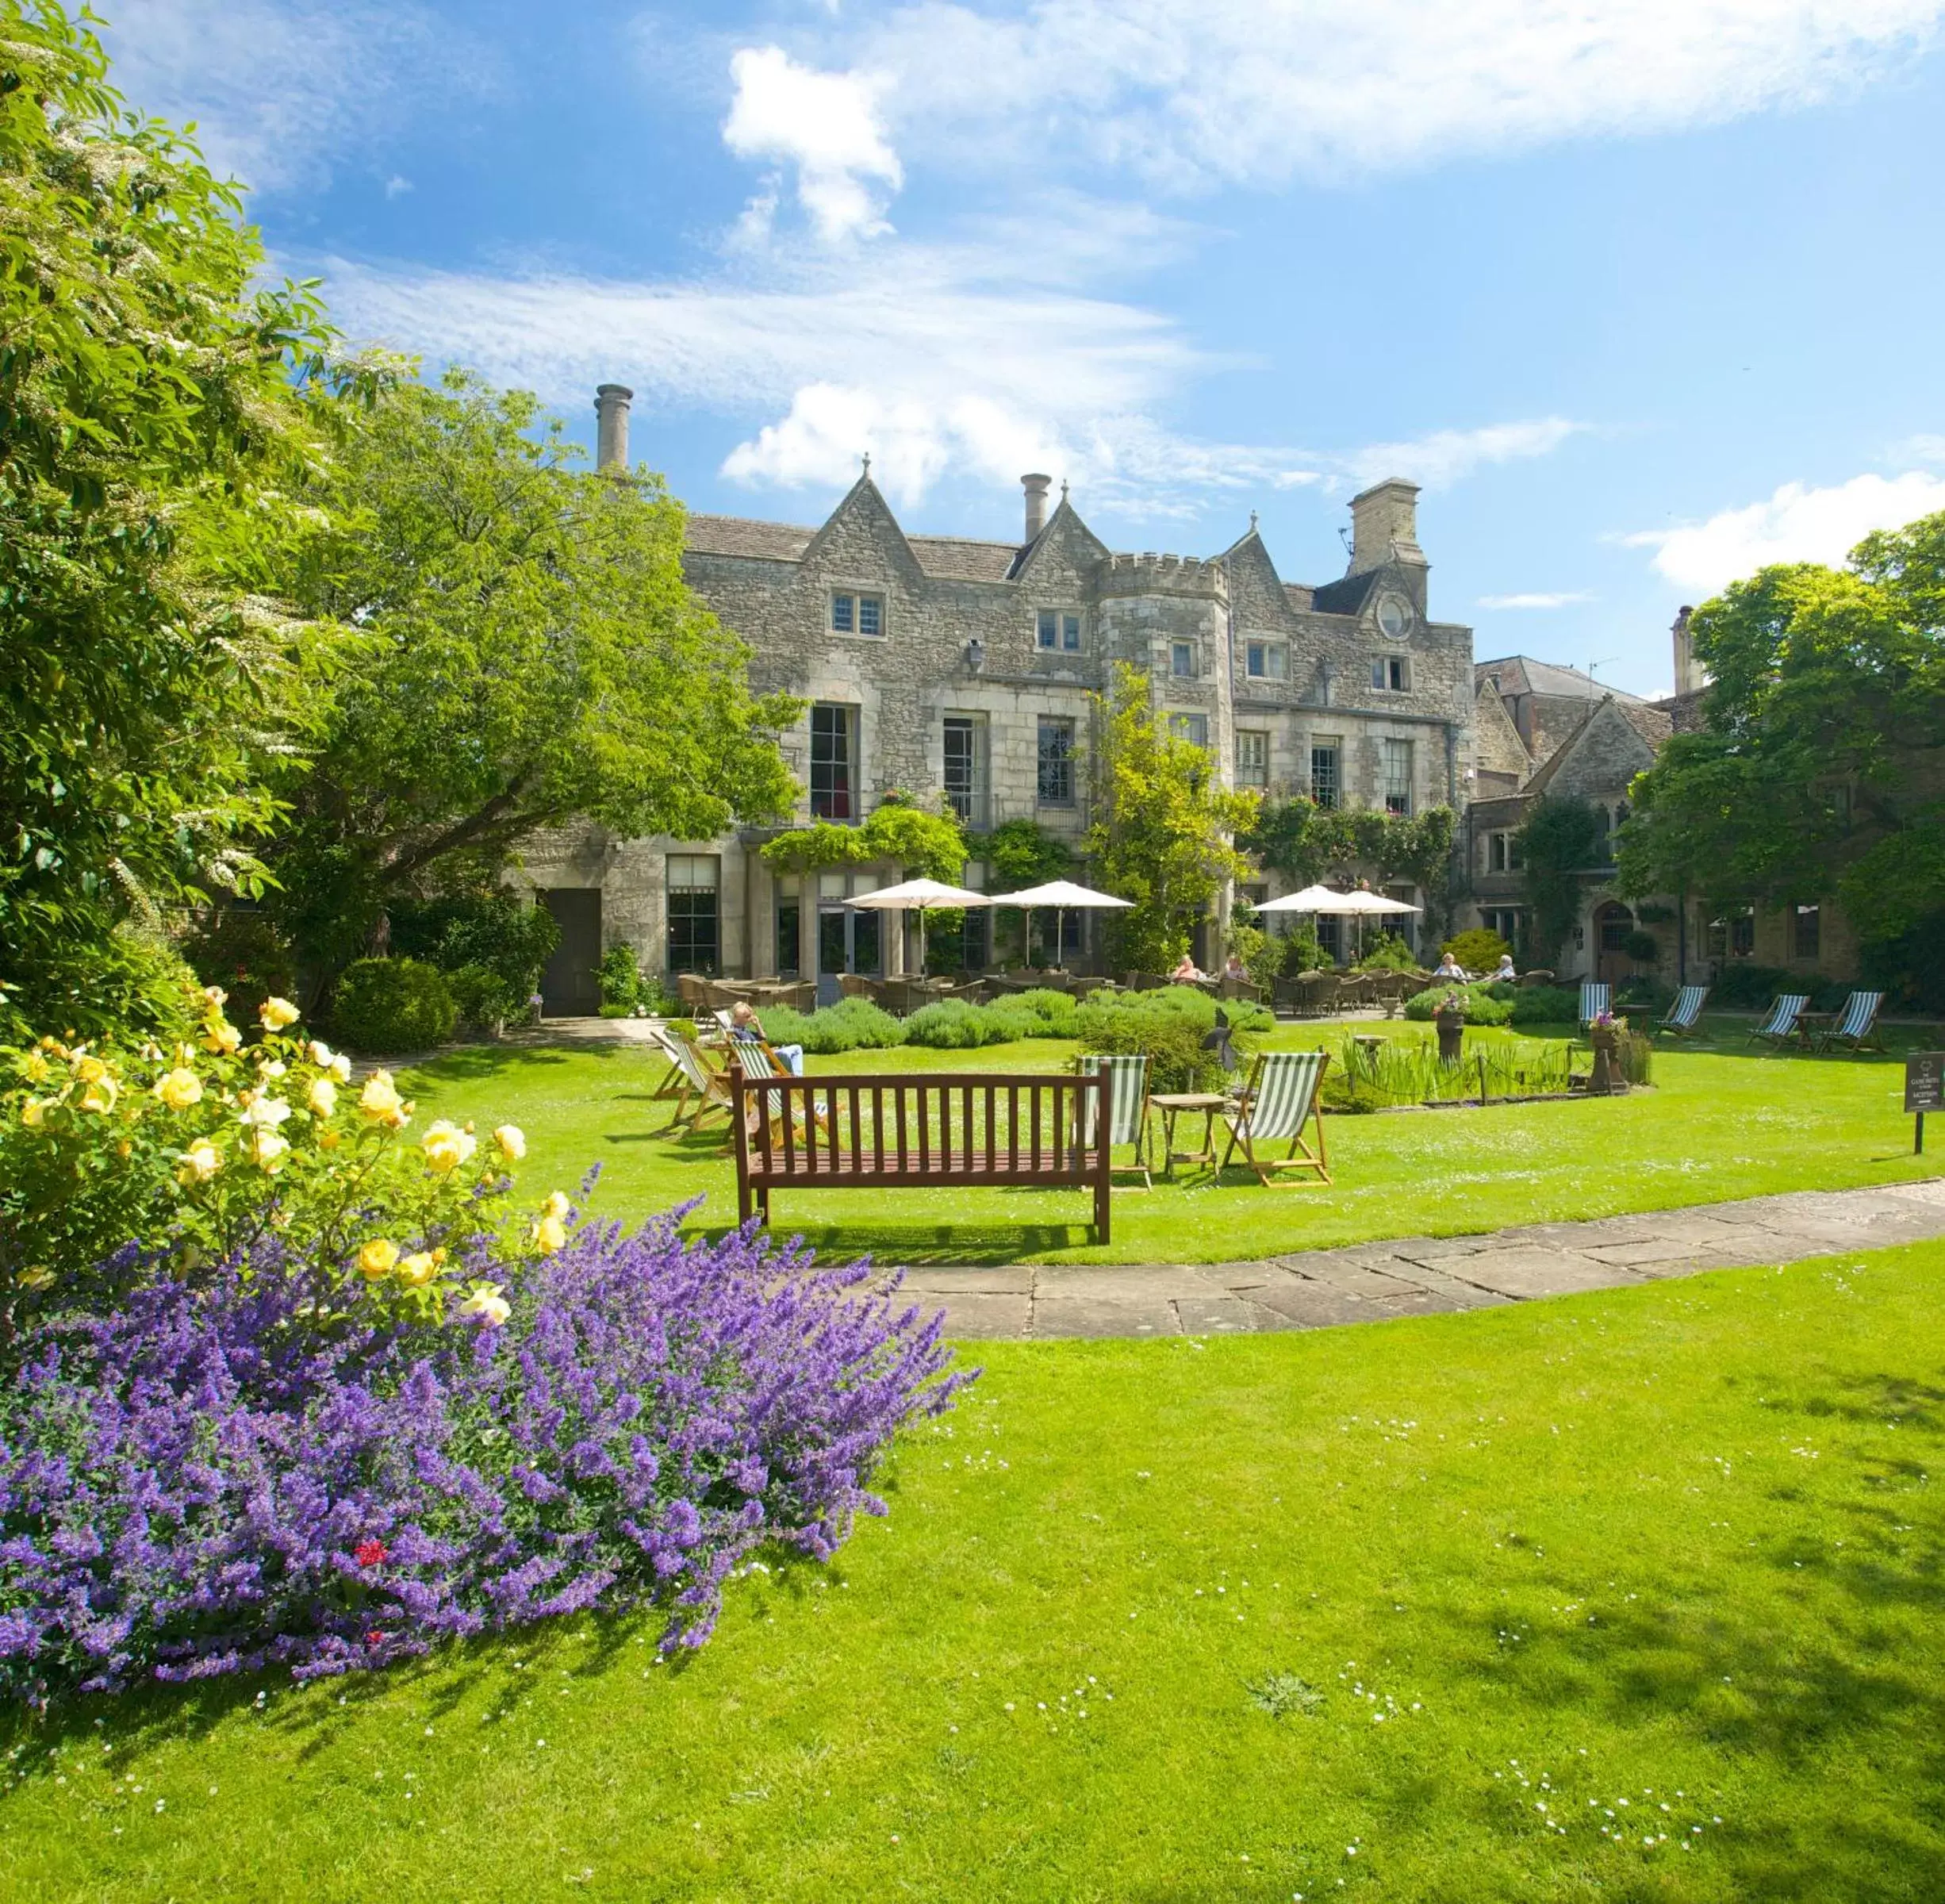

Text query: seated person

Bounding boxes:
[1492,953,1517,982]
[1432,950,1469,982]
[1222,952,1248,982]
[1171,950,1208,984]
[728,1000,804,1076]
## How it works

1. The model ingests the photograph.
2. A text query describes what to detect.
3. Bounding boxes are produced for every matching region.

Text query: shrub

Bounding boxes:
[1,927,201,1048]
[598,944,642,1013]
[388,893,560,1005]
[1227,923,1283,993]
[994,988,1079,1037]
[903,1000,1021,1048]
[1440,927,1511,973]
[0,988,535,1336]
[1614,974,1673,1013]
[1353,933,1425,974]
[1278,927,1325,977]
[181,911,297,1028]
[1509,985,1583,1024]
[1074,987,1265,1092]
[759,998,904,1055]
[332,958,458,1053]
[1402,983,1513,1026]
[447,962,520,1035]
[1620,929,1661,965]
[0,1211,963,1702]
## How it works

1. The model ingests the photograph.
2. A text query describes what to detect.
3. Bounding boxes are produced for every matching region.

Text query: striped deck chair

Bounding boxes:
[1220,1050,1332,1188]
[1080,1054,1154,1191]
[1820,990,1886,1054]
[1655,985,1709,1038]
[727,1039,827,1141]
[1747,993,1809,1048]
[650,1026,733,1132]
[1579,982,1612,1027]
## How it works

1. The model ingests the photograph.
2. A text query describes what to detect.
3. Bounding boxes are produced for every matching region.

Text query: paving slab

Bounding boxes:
[1244,1278,1380,1330]
[1032,1296,1180,1338]
[894,1266,1036,1296]
[1429,1246,1636,1299]
[914,1293,1033,1338]
[1172,1296,1261,1334]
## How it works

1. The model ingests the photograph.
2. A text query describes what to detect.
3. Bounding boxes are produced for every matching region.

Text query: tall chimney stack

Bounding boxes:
[594,383,634,474]
[1671,605,1700,695]
[1021,472,1052,543]
[1346,478,1425,575]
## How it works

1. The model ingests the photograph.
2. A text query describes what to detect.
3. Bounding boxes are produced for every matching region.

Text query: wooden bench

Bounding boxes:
[731,1070,1112,1242]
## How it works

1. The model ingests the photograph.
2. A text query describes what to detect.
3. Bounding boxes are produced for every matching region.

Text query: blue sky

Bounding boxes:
[105,0,1945,695]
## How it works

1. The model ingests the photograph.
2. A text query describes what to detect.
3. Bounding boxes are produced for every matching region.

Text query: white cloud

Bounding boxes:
[1890,432,1945,465]
[384,175,414,200]
[95,1,491,195]
[1478,591,1594,610]
[1624,470,1945,592]
[830,0,1945,187]
[723,47,903,243]
[1349,418,1584,490]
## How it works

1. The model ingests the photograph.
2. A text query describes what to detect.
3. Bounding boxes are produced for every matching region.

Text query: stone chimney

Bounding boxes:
[1346,478,1425,575]
[1671,605,1701,695]
[1021,473,1052,542]
[594,383,634,474]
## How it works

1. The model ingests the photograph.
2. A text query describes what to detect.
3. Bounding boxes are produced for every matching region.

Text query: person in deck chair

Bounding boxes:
[730,1001,804,1076]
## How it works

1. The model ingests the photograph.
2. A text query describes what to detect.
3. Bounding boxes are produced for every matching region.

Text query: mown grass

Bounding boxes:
[7,1241,1944,1901]
[391,1019,1934,1264]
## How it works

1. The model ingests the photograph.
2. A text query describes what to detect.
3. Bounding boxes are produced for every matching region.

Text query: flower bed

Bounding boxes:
[0,1211,961,1705]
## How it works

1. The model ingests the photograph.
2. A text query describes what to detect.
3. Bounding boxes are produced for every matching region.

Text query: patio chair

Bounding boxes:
[1272,973,1309,1018]
[1579,982,1612,1027]
[1080,1053,1154,1191]
[838,973,884,1005]
[648,1025,734,1133]
[1371,971,1415,1019]
[1337,973,1376,1011]
[1655,985,1709,1038]
[1124,972,1170,992]
[1819,990,1886,1054]
[1517,968,1557,988]
[674,973,708,1012]
[1298,971,1341,1019]
[1219,1050,1332,1187]
[1747,993,1810,1048]
[1218,975,1264,1004]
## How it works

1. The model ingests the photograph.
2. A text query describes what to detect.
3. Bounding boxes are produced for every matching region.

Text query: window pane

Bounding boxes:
[1237,730,1268,787]
[809,704,854,819]
[1247,643,1265,678]
[1172,643,1194,678]
[1036,717,1074,804]
[1268,645,1287,680]
[1037,609,1057,648]
[943,716,978,823]
[1169,712,1209,749]
[667,856,720,975]
[1793,904,1820,958]
[1371,658,1387,690]
[831,593,853,632]
[1382,738,1412,814]
[857,594,881,636]
[1062,614,1080,650]
[1310,745,1339,809]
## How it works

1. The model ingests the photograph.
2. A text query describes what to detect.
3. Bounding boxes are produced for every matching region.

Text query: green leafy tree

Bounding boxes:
[0,3,353,1018]
[1242,800,1460,934]
[1514,795,1603,964]
[1619,516,1945,943]
[265,370,801,974]
[761,797,967,883]
[1085,665,1258,970]
[974,818,1071,964]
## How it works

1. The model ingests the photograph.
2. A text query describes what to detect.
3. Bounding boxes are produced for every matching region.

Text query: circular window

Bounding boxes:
[1375,596,1410,639]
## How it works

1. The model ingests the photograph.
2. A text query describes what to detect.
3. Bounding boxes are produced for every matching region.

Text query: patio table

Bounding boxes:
[1151,1091,1229,1177]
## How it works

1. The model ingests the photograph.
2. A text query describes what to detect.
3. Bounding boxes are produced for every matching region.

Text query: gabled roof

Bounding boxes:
[685,514,817,562]
[906,534,1022,582]
[1308,570,1379,616]
[1521,695,1659,799]
[1476,654,1652,704]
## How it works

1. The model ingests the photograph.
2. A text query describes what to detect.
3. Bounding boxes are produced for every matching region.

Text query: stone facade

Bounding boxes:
[513,460,1474,1004]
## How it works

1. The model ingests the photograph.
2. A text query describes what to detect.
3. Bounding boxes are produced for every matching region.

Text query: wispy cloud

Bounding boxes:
[1622,470,1945,592]
[1477,590,1594,610]
[1348,418,1585,490]
[95,0,495,194]
[758,0,1945,194]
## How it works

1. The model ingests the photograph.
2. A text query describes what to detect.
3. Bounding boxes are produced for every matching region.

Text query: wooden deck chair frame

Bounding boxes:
[1655,985,1709,1038]
[1220,1050,1333,1188]
[1819,990,1886,1054]
[652,1026,734,1133]
[1579,982,1611,1027]
[727,1038,829,1140]
[1080,1054,1154,1191]
[1747,993,1809,1048]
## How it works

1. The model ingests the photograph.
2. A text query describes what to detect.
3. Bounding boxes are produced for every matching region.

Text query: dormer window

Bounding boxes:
[1037,608,1081,651]
[1245,640,1288,681]
[831,590,884,637]
[1371,654,1409,693]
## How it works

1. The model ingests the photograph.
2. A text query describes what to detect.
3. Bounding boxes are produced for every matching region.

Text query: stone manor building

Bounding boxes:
[516,385,1477,1012]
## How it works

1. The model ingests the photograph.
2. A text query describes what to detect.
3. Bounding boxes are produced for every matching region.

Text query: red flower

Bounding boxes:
[355,1537,387,1568]
[366,1630,386,1649]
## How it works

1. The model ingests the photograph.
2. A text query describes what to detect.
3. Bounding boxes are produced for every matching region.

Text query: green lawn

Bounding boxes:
[393,1021,1935,1263]
[8,1241,1944,1901]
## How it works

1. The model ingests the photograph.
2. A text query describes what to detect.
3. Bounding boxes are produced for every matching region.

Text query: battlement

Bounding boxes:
[1099,551,1229,600]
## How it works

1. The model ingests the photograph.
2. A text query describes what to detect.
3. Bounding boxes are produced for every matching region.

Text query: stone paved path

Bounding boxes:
[893,1180,1945,1339]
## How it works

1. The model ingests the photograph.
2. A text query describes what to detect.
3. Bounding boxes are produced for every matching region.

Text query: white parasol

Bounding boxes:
[987,879,1131,969]
[846,877,992,977]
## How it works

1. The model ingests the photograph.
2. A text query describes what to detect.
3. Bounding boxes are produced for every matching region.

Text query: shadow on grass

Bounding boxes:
[689,1215,1099,1265]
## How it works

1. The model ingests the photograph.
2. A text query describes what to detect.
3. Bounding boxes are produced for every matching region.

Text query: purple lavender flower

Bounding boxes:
[0,1211,965,1705]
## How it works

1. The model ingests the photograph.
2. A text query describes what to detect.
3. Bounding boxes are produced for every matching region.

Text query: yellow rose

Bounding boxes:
[257,1058,288,1079]
[21,1098,45,1129]
[178,1139,222,1184]
[359,1070,408,1127]
[74,1054,109,1084]
[458,1284,512,1326]
[397,1250,439,1288]
[543,1190,571,1222]
[79,1078,117,1115]
[492,1123,526,1161]
[358,1238,400,1281]
[202,985,228,1010]
[240,1095,292,1130]
[420,1119,477,1175]
[259,996,301,1031]
[250,1128,290,1173]
[531,1213,568,1256]
[308,1077,338,1117]
[204,1018,241,1056]
[328,1054,352,1084]
[318,1128,343,1151]
[155,1067,203,1111]
[16,1267,55,1292]
[21,1051,50,1084]
[307,1040,336,1069]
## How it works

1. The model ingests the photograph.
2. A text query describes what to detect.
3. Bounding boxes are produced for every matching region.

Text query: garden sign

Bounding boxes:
[1905,1051,1945,1154]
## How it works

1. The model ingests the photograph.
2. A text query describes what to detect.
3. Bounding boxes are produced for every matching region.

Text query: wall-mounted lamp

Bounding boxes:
[965,637,984,674]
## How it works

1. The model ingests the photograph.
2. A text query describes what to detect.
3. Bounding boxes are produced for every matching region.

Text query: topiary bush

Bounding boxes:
[1402,983,1513,1026]
[1509,985,1583,1024]
[446,962,520,1035]
[903,1000,1023,1048]
[0,1211,964,1702]
[331,958,458,1053]
[758,998,904,1054]
[1440,927,1511,973]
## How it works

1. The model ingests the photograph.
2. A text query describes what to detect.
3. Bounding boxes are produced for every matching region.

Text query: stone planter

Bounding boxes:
[1588,1026,1619,1096]
[1434,1010,1465,1066]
